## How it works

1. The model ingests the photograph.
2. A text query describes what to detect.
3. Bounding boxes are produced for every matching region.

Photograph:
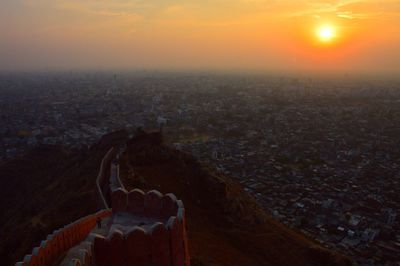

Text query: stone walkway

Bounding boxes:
[91,213,168,237]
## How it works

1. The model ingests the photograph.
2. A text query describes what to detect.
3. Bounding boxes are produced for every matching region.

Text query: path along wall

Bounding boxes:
[15,146,117,266]
[109,162,125,192]
[105,188,190,266]
[96,148,116,209]
[59,189,190,266]
[15,210,112,266]
[15,147,191,266]
[94,188,190,266]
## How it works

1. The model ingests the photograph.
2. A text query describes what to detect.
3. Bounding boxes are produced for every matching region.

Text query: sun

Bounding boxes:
[316,25,336,43]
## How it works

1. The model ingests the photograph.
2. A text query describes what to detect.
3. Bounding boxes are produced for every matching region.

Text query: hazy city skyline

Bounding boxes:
[1,0,399,75]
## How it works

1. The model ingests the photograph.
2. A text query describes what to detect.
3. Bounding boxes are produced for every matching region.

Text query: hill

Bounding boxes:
[0,130,128,266]
[119,131,353,266]
[0,130,352,265]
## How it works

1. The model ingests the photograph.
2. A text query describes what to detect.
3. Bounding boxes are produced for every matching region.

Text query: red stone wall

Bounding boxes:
[127,189,145,215]
[96,148,116,209]
[96,189,191,266]
[58,197,192,266]
[93,217,189,266]
[111,188,128,213]
[126,227,151,265]
[17,148,191,266]
[111,189,181,220]
[15,210,112,266]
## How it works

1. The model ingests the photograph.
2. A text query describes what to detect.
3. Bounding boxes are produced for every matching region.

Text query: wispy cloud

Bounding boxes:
[1,0,399,71]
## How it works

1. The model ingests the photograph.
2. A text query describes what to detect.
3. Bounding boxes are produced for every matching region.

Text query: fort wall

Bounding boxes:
[58,188,190,266]
[109,163,125,192]
[16,147,115,266]
[16,145,190,266]
[92,188,190,266]
[15,210,112,266]
[96,148,116,209]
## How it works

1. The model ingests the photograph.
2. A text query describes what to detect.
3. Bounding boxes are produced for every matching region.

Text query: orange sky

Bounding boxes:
[0,0,399,74]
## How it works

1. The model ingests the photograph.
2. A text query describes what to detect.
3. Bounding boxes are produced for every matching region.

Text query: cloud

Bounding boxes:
[275,0,399,21]
[336,11,381,20]
[1,0,400,72]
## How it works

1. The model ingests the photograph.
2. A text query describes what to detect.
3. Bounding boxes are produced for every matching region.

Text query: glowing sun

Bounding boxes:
[317,25,336,43]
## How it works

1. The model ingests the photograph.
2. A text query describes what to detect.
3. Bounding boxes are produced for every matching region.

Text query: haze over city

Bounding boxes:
[1,0,400,75]
[1,1,400,266]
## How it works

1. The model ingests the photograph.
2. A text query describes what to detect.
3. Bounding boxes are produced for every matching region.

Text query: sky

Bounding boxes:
[0,0,399,74]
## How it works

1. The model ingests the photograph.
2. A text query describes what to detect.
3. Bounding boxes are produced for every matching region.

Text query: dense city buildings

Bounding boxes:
[1,72,399,265]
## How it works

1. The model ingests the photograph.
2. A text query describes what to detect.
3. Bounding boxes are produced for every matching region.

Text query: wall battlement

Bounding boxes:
[92,188,190,266]
[96,148,116,209]
[16,146,190,266]
[15,210,112,266]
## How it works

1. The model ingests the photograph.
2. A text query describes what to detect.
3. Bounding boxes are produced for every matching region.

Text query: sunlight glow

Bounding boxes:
[317,25,336,43]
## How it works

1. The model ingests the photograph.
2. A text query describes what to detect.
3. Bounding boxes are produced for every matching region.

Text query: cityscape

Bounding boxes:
[1,72,399,265]
[2,0,400,265]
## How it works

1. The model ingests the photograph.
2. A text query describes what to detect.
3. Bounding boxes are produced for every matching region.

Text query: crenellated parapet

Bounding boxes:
[96,148,117,209]
[15,210,112,266]
[57,189,190,266]
[16,145,190,266]
[111,188,180,219]
[89,188,190,266]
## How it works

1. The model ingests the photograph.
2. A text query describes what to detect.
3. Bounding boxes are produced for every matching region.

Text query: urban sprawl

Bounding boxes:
[1,72,399,265]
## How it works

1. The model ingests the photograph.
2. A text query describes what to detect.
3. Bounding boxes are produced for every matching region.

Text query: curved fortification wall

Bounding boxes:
[60,189,190,266]
[96,148,117,209]
[109,163,125,192]
[16,146,190,266]
[15,210,112,266]
[96,188,190,266]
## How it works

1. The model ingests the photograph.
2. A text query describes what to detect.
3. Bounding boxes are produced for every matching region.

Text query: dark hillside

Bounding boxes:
[0,129,352,266]
[0,130,128,266]
[120,132,353,266]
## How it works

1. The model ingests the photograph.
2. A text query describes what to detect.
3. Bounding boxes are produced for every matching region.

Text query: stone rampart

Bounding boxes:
[15,210,112,266]
[109,163,125,192]
[96,148,116,209]
[16,143,191,266]
[111,189,181,220]
[89,188,190,266]
[59,189,190,266]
